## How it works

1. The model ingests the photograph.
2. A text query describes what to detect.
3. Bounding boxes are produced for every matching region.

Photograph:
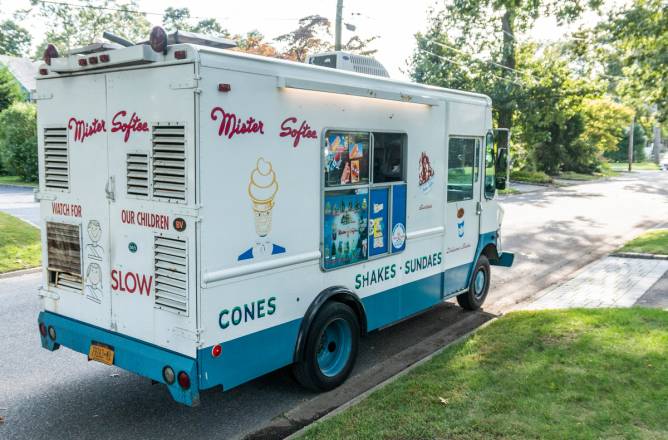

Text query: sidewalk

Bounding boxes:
[516,256,668,311]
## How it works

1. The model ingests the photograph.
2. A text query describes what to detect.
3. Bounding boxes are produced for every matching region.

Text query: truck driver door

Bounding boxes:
[444,136,481,295]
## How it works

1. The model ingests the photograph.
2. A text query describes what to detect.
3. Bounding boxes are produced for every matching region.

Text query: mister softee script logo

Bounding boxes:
[67,110,149,143]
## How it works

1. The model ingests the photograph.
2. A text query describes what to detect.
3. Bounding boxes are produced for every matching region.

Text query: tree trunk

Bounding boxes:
[498,9,516,152]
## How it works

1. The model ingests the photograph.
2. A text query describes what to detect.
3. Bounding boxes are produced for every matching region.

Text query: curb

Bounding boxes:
[611,252,668,261]
[0,267,41,279]
[283,315,499,440]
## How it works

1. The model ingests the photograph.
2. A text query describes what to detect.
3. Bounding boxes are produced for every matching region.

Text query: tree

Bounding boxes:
[605,123,647,163]
[513,45,599,174]
[276,15,379,62]
[0,102,38,181]
[275,15,332,62]
[30,0,151,55]
[604,0,667,121]
[419,0,602,150]
[0,19,32,56]
[0,66,22,113]
[235,31,279,58]
[162,7,230,38]
[580,97,634,155]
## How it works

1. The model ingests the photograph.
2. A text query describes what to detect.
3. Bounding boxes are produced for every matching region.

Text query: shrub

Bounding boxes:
[510,170,553,184]
[0,102,38,182]
[0,66,23,113]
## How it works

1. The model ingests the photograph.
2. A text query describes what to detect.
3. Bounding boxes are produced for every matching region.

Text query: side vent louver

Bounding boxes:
[46,222,82,292]
[154,236,188,314]
[152,125,186,202]
[44,127,70,190]
[127,153,149,197]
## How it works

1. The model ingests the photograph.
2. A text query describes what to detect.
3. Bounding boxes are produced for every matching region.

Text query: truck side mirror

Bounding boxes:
[495,146,508,190]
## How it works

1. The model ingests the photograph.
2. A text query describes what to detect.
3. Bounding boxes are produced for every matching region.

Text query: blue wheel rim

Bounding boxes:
[474,270,486,298]
[316,318,352,377]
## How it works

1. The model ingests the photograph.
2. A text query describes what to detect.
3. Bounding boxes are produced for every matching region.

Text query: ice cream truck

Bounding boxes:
[35,28,513,406]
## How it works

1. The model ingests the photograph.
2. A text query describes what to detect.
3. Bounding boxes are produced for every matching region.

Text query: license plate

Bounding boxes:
[88,343,114,365]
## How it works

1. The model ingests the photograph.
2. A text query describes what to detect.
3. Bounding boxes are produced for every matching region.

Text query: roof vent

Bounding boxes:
[306,51,389,78]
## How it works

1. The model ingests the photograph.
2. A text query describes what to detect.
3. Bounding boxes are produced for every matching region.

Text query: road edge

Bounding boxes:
[0,267,41,279]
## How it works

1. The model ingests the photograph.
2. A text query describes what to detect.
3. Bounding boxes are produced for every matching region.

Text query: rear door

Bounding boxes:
[38,73,112,329]
[106,64,198,349]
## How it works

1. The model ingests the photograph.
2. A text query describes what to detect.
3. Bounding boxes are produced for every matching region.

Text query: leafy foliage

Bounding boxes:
[30,0,151,54]
[0,102,38,181]
[275,15,332,62]
[605,123,648,163]
[0,19,32,56]
[0,66,22,113]
[162,7,230,38]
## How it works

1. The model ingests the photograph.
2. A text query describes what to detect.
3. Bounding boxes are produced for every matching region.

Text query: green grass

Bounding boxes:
[299,308,668,440]
[556,171,602,181]
[618,229,668,255]
[0,175,37,187]
[0,211,41,273]
[609,162,660,171]
[510,170,553,184]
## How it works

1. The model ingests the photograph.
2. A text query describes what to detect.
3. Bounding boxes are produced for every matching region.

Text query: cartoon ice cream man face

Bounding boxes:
[247,158,279,237]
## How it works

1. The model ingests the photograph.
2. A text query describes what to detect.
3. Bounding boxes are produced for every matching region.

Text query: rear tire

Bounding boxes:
[457,255,491,310]
[293,301,360,391]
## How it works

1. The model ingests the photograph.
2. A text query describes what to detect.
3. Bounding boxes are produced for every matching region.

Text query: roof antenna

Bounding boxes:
[103,31,134,47]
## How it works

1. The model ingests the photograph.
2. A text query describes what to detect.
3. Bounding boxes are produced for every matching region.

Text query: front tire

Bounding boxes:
[293,301,360,391]
[457,255,491,310]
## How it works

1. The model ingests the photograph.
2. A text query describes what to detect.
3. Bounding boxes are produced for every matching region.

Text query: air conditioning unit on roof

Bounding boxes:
[306,51,389,78]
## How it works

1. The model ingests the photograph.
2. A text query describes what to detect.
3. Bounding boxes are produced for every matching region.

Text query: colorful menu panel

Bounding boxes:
[369,187,389,257]
[324,132,370,187]
[323,190,369,269]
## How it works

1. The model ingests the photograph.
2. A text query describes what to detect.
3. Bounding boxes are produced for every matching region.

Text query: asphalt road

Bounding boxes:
[0,184,39,227]
[1,171,667,440]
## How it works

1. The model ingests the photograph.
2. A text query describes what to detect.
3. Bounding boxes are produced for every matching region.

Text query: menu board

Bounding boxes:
[369,187,389,257]
[323,190,369,269]
[324,132,370,187]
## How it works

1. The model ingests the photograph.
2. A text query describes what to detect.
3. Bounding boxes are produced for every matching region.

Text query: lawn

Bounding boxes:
[299,308,668,440]
[498,187,520,195]
[0,175,38,187]
[609,162,660,171]
[0,211,41,273]
[617,229,668,255]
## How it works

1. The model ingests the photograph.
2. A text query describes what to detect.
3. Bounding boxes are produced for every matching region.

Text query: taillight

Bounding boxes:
[174,50,187,60]
[177,371,190,389]
[88,56,98,65]
[218,83,231,92]
[211,344,222,358]
[47,326,57,340]
[99,54,110,62]
[78,58,88,67]
[162,366,175,384]
[39,322,47,337]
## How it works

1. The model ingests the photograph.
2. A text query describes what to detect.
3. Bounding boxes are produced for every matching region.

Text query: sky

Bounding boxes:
[1,0,631,79]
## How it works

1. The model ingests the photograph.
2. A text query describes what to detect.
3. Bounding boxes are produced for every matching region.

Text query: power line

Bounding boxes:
[418,48,527,87]
[423,38,540,83]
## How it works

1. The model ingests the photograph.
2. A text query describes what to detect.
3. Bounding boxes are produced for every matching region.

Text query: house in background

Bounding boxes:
[0,55,41,101]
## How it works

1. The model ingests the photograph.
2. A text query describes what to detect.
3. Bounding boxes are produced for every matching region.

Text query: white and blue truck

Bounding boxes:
[35,29,513,406]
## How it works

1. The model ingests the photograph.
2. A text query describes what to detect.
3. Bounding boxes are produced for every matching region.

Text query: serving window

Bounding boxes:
[322,130,407,271]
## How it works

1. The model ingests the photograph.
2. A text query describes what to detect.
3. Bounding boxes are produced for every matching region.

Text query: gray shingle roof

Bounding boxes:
[0,55,41,94]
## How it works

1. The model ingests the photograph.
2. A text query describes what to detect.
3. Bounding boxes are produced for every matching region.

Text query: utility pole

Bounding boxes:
[652,104,662,164]
[628,116,634,172]
[335,0,343,51]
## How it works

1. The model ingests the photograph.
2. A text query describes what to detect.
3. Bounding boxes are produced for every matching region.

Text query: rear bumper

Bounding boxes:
[37,311,199,406]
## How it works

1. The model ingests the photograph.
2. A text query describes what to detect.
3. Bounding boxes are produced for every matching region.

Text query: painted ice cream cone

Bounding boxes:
[247,158,278,237]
